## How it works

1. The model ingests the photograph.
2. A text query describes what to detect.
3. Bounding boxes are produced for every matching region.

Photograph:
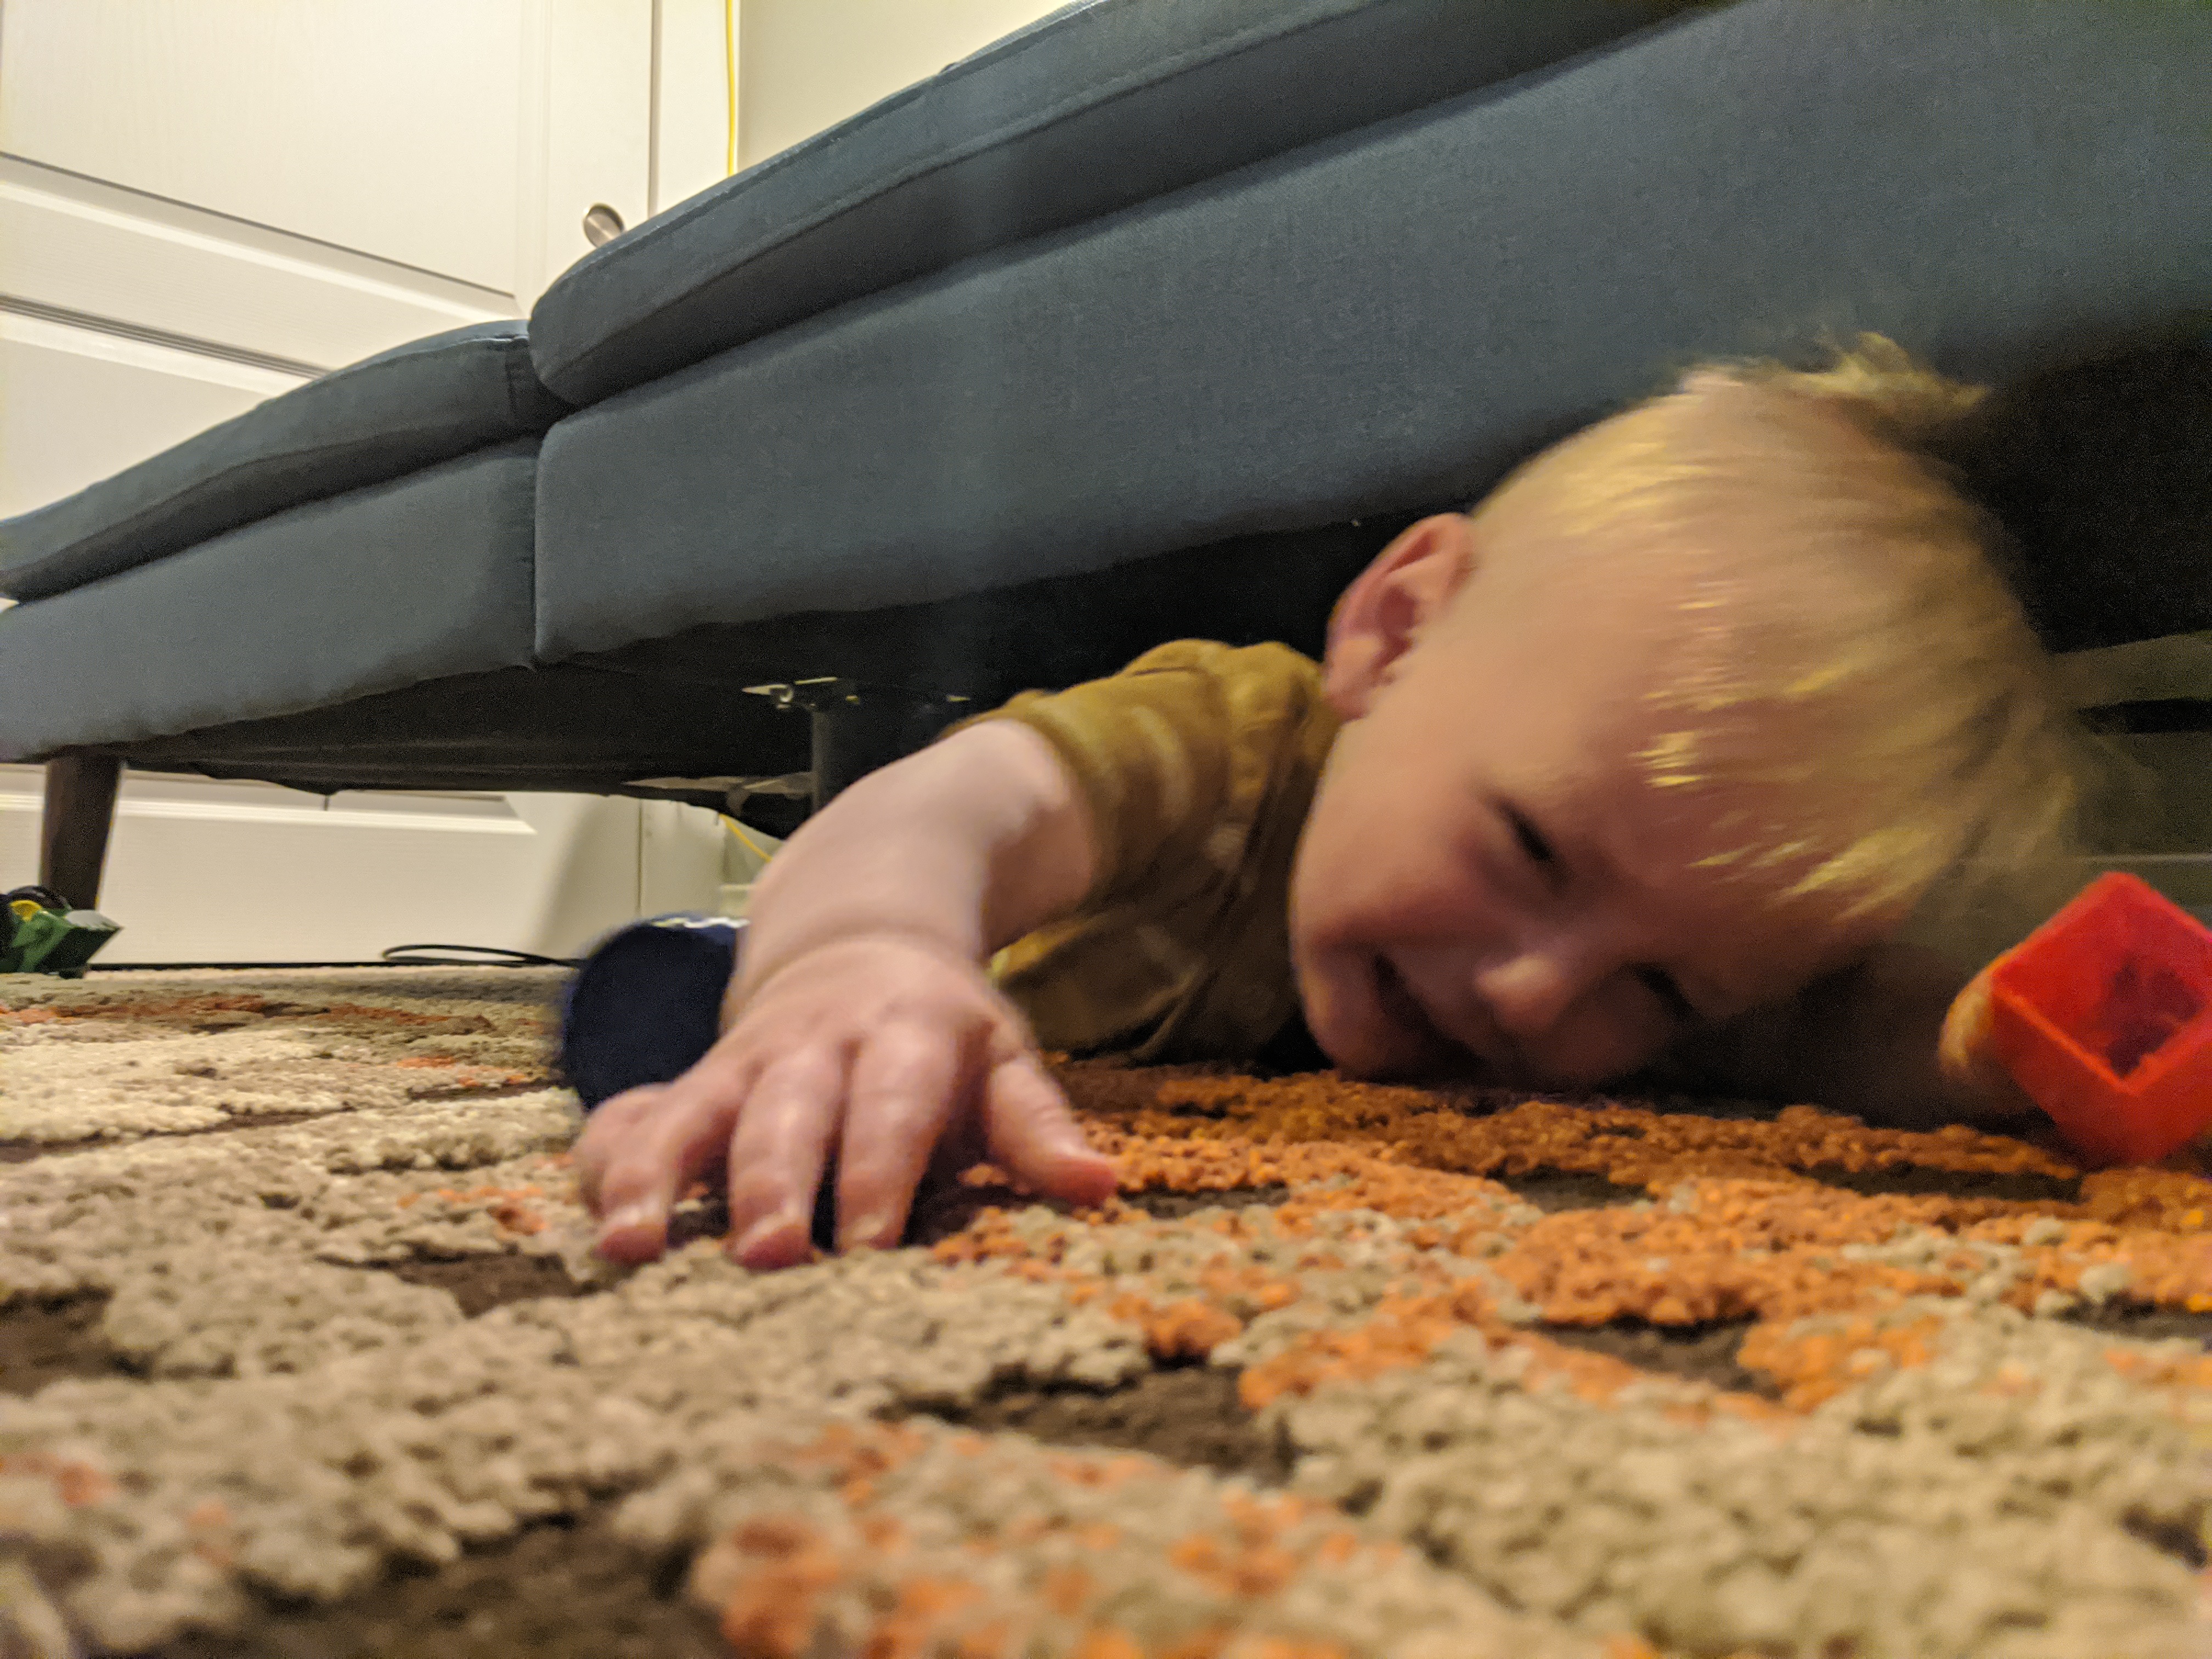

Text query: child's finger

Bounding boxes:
[592,1080,751,1262]
[722,1045,848,1270]
[573,1084,672,1214]
[831,1019,964,1252]
[1938,964,2005,1095]
[1938,964,2038,1121]
[1938,964,1996,1080]
[979,1051,1119,1208]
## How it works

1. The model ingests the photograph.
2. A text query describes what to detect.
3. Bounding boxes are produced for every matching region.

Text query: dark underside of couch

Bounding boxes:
[61,512,1426,817]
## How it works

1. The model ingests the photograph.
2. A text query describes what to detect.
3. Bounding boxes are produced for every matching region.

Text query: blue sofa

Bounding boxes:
[5,0,2209,902]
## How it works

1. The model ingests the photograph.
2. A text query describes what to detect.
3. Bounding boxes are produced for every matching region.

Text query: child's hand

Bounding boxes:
[573,934,1119,1270]
[1937,962,2040,1123]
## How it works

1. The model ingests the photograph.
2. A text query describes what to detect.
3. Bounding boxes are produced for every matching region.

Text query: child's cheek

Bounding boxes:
[1290,951,1353,1052]
[1526,995,1671,1087]
[1293,951,1385,1075]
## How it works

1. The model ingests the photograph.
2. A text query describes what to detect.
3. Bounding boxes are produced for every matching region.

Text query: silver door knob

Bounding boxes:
[582,204,625,247]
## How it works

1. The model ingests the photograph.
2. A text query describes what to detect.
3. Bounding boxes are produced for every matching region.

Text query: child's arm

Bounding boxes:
[1660,943,2034,1131]
[574,720,1119,1268]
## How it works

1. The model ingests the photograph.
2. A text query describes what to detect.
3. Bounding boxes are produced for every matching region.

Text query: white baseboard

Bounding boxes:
[0,766,728,962]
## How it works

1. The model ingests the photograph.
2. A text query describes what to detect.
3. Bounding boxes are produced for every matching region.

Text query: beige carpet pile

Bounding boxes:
[1,966,2207,1659]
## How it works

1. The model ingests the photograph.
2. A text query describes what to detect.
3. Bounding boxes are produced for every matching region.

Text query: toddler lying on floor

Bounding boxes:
[575,340,2089,1270]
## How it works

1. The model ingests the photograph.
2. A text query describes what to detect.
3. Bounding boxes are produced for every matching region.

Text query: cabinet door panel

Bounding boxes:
[0,171,505,374]
[1,0,528,292]
[0,313,304,520]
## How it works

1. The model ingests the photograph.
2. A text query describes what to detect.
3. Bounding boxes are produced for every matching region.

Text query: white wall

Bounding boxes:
[0,766,741,963]
[738,0,1069,169]
[653,0,743,213]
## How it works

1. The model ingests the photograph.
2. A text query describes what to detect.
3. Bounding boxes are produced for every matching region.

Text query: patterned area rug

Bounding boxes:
[1,966,2208,1659]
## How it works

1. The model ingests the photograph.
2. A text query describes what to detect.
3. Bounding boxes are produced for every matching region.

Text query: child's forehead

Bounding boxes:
[1451,532,1797,712]
[1465,494,1891,736]
[1483,381,1890,561]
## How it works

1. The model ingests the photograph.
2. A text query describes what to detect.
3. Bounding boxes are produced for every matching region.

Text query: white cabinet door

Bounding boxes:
[4,1,528,291]
[1,0,650,325]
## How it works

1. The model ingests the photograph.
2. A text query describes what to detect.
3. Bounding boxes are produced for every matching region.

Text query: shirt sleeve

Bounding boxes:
[942,640,1334,1060]
[949,640,1319,913]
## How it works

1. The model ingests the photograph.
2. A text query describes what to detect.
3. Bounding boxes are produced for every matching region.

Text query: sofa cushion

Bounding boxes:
[527,0,1700,406]
[533,0,2212,667]
[0,321,565,602]
[0,440,537,760]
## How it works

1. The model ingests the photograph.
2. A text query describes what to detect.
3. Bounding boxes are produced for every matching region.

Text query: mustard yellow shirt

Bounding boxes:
[958,640,1339,1063]
[953,641,2028,1113]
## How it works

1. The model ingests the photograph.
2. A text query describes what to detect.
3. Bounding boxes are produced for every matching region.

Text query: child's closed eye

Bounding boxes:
[1635,964,1699,1028]
[1502,803,1559,874]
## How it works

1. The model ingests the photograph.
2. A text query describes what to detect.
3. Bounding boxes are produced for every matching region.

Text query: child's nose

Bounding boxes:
[1474,949,1584,1041]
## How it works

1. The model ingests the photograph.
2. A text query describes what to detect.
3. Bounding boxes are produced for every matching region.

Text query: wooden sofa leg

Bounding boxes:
[38,755,123,910]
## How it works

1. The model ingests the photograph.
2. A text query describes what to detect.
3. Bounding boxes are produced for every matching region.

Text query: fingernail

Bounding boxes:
[837,1210,893,1253]
[733,1208,805,1260]
[1055,1137,1110,1171]
[600,1201,660,1238]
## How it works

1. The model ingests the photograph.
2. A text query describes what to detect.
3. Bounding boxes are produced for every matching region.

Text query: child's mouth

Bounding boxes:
[1372,956,1500,1076]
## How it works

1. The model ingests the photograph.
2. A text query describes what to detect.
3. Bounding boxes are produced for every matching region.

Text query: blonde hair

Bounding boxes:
[1477,336,2090,933]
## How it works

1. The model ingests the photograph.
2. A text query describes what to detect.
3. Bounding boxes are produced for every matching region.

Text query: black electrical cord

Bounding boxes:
[83,944,585,971]
[379,943,582,968]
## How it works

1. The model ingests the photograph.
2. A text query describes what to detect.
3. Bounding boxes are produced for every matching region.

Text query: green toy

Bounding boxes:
[0,887,121,976]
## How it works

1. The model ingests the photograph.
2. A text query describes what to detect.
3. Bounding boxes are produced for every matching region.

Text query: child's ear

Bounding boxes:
[1322,514,1477,718]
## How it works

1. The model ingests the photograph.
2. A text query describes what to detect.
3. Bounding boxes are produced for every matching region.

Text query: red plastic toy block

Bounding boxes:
[1985,871,2212,1166]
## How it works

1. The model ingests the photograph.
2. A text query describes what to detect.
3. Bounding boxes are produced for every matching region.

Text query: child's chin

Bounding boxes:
[1320,1022,1483,1084]
[1297,956,1471,1081]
